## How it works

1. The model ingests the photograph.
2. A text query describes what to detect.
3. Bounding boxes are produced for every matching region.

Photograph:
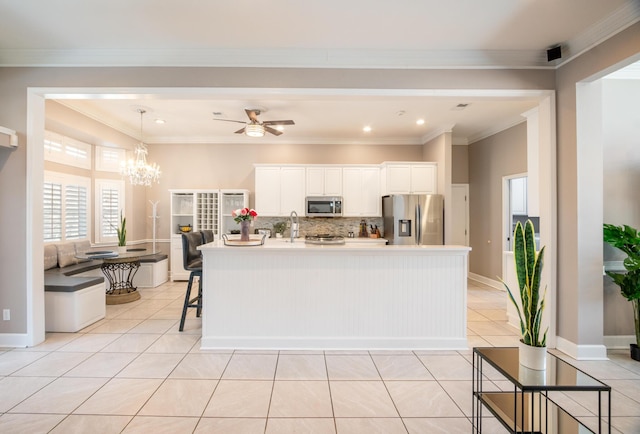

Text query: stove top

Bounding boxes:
[304,234,346,245]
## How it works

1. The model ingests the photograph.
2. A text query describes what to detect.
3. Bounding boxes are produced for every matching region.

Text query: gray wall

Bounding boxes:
[555,22,640,346]
[468,122,527,278]
[452,145,469,184]
[602,78,640,337]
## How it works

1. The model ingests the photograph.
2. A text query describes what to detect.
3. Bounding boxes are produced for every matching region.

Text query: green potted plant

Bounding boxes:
[502,220,548,370]
[114,211,127,253]
[273,221,286,238]
[603,223,640,362]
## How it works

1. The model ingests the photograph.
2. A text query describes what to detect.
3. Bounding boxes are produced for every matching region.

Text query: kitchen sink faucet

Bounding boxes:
[290,210,299,243]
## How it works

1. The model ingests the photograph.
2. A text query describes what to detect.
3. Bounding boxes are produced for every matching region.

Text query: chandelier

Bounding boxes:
[120,109,161,186]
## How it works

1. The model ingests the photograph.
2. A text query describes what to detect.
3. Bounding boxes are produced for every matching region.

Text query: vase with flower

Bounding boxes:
[232,207,258,241]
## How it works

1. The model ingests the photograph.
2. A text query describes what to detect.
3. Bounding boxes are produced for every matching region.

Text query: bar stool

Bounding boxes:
[180,231,203,331]
[201,229,214,244]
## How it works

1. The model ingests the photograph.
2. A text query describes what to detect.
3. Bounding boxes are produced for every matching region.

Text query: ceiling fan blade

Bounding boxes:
[264,125,283,136]
[212,118,246,124]
[263,120,295,126]
[245,109,259,122]
[234,127,246,134]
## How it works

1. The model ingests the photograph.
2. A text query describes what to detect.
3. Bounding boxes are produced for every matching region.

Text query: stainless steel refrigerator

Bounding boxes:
[382,194,444,245]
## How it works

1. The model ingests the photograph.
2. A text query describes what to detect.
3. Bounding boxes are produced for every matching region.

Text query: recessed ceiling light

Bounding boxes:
[363,126,372,133]
[416,119,425,125]
[154,119,165,124]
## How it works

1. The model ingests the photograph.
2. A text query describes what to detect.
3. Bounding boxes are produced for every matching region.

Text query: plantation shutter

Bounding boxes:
[101,187,120,239]
[43,182,62,241]
[64,184,88,239]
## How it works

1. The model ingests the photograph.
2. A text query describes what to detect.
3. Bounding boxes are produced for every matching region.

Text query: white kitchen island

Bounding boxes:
[199,239,470,350]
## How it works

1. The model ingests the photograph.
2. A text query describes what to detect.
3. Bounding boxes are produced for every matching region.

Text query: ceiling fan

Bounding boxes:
[213,108,295,137]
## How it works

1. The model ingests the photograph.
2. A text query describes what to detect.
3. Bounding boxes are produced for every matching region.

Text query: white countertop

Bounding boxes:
[200,237,470,254]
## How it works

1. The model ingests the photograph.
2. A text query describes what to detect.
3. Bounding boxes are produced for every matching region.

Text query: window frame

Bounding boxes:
[43,171,91,243]
[95,178,125,244]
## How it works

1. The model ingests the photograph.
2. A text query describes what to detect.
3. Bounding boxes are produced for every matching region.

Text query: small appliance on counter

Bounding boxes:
[255,228,272,238]
[382,194,444,245]
[358,219,369,238]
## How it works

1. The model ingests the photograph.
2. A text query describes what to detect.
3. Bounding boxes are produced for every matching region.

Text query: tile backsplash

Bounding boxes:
[250,216,384,238]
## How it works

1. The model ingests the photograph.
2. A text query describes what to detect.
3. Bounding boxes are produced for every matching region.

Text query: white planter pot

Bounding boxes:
[117,246,127,254]
[518,363,547,385]
[519,340,547,370]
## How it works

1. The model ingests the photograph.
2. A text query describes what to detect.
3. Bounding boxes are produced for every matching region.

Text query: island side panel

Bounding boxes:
[201,247,468,350]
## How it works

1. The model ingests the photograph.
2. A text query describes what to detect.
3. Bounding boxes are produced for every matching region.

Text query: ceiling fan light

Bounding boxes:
[245,123,265,137]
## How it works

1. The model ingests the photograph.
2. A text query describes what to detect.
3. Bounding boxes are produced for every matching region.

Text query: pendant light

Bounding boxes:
[120,109,161,186]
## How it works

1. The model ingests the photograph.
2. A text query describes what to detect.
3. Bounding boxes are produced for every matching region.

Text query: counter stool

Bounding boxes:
[180,231,203,331]
[201,229,214,244]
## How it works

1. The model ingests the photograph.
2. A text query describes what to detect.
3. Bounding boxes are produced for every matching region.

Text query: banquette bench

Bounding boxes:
[44,241,168,332]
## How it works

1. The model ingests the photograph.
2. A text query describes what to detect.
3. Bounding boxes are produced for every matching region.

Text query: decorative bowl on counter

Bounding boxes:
[178,224,192,233]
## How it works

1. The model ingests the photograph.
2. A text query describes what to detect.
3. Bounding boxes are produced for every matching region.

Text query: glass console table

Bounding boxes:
[473,347,611,433]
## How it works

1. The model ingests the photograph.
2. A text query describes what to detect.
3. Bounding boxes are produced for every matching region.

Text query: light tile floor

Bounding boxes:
[1,280,639,433]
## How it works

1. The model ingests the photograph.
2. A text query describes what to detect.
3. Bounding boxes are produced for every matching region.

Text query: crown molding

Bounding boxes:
[468,117,526,145]
[0,47,551,69]
[556,1,640,68]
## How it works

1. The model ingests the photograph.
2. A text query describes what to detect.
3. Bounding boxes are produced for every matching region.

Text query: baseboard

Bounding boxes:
[556,336,608,360]
[468,273,504,291]
[0,333,29,348]
[604,334,636,350]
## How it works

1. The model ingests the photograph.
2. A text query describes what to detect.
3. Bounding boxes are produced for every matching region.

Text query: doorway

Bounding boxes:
[451,184,469,246]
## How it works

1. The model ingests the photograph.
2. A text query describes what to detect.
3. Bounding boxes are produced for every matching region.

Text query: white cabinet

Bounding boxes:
[342,166,381,217]
[255,165,305,216]
[306,167,343,196]
[170,190,218,281]
[169,189,248,281]
[510,177,527,215]
[381,162,437,195]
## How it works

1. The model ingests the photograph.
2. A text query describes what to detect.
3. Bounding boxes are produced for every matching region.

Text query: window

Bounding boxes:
[43,172,90,242]
[96,145,126,173]
[95,179,125,244]
[44,131,92,170]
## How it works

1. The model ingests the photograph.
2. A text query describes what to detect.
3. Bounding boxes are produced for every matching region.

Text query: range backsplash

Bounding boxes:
[251,216,384,238]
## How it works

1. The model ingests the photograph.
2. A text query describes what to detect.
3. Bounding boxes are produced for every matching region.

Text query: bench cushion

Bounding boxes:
[44,244,58,270]
[57,242,78,268]
[44,274,105,292]
[139,253,168,263]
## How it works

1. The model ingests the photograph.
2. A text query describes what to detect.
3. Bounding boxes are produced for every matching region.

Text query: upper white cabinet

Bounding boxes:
[255,165,306,216]
[306,167,343,196]
[342,166,381,217]
[380,162,437,195]
[510,176,528,216]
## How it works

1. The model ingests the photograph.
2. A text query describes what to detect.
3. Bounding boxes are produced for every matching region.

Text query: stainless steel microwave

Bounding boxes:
[305,196,343,217]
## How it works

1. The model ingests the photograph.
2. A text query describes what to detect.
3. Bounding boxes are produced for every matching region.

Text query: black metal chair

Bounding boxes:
[180,231,203,331]
[201,229,214,244]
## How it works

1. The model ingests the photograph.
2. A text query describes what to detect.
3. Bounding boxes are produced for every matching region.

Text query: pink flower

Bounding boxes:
[233,208,258,223]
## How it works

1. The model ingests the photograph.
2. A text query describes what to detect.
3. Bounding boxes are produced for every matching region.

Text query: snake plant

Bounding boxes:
[114,211,126,246]
[502,220,548,347]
